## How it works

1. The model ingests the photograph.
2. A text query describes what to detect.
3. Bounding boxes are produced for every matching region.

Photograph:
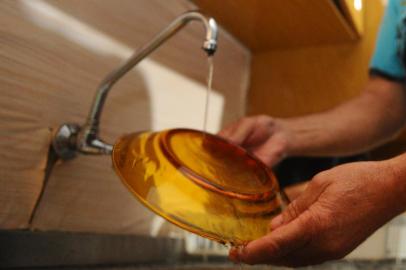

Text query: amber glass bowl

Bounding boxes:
[112,128,286,245]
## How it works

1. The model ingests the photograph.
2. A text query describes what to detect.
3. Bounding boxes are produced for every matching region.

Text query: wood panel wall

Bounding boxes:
[0,0,250,234]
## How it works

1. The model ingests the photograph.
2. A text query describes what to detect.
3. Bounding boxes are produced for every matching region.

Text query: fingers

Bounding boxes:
[219,116,287,167]
[256,244,330,268]
[251,133,287,166]
[229,213,312,265]
[218,117,257,145]
[270,178,328,230]
[219,116,275,145]
[218,120,239,139]
[283,182,309,201]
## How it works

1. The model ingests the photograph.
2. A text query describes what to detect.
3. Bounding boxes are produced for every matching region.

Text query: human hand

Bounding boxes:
[229,160,404,267]
[284,182,308,201]
[218,115,291,167]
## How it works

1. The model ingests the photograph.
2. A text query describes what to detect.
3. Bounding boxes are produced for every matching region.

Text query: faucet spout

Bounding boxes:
[53,11,218,159]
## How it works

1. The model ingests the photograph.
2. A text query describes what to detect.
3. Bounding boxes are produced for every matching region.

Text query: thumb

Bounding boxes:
[270,178,328,230]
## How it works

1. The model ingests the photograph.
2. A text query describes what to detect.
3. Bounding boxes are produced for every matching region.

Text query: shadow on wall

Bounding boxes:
[103,67,153,138]
[16,0,167,236]
[30,61,163,235]
[39,0,249,126]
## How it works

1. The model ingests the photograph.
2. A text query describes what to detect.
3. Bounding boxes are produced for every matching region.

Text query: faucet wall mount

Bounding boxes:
[53,11,218,160]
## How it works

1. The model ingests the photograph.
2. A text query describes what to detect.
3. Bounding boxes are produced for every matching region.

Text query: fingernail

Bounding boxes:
[270,214,283,230]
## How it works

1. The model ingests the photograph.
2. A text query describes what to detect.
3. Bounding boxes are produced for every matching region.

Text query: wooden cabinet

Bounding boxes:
[192,0,387,123]
[193,0,363,51]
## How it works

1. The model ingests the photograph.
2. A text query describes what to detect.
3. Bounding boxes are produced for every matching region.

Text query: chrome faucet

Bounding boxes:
[53,11,218,160]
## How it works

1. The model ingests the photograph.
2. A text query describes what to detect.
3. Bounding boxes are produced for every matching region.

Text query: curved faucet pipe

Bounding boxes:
[53,11,218,159]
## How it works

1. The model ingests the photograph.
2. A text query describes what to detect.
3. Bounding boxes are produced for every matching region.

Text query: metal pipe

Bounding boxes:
[53,11,218,159]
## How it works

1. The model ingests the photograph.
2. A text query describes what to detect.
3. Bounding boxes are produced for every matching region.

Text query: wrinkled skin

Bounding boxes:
[219,115,291,167]
[228,160,403,267]
[218,77,406,267]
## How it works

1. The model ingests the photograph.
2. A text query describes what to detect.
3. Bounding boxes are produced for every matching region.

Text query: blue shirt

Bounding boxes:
[370,0,406,81]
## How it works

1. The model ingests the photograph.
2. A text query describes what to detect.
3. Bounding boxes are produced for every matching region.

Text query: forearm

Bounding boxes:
[382,153,406,215]
[281,76,406,157]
